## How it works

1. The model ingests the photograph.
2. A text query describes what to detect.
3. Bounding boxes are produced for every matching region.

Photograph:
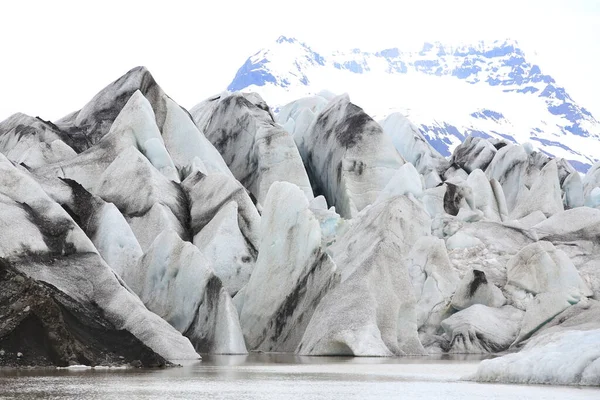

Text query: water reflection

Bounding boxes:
[0,354,597,400]
[196,352,497,366]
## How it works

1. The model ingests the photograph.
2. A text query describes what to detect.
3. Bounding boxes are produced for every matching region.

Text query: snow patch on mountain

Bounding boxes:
[227,37,600,172]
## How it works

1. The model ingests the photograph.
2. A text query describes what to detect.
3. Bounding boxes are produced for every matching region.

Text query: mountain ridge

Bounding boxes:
[227,36,599,172]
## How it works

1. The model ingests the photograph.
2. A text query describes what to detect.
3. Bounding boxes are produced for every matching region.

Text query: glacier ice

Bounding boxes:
[182,171,261,293]
[473,328,600,385]
[451,136,497,174]
[441,305,523,353]
[161,96,232,178]
[293,94,406,218]
[562,171,584,209]
[94,146,186,223]
[238,182,337,352]
[506,241,591,298]
[190,93,313,203]
[466,169,506,222]
[377,162,424,202]
[0,156,199,361]
[193,201,255,297]
[54,66,169,152]
[510,159,564,219]
[451,269,506,311]
[407,236,458,334]
[132,230,247,354]
[378,112,448,182]
[512,292,576,345]
[583,161,600,206]
[298,195,430,356]
[2,63,600,380]
[0,113,76,168]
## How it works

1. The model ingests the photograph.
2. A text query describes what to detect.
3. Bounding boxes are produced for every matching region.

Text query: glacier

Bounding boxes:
[0,54,599,386]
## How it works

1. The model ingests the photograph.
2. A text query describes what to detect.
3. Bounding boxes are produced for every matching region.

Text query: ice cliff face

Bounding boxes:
[0,65,599,385]
[228,36,600,173]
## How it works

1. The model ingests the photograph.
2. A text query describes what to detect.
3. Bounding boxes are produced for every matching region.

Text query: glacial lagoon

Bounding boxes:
[0,354,598,399]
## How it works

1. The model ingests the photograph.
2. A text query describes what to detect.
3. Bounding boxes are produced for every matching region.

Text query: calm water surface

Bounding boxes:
[0,354,598,399]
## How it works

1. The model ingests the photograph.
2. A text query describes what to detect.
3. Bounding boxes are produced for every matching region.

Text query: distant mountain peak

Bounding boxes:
[226,37,600,172]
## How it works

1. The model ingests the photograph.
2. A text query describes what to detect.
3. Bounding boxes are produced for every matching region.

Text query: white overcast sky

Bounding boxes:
[1,0,598,121]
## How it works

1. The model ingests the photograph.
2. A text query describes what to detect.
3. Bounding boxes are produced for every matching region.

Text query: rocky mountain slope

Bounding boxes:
[0,67,598,385]
[228,36,600,173]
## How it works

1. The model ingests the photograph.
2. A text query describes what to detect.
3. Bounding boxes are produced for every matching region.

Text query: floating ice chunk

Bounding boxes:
[473,328,600,386]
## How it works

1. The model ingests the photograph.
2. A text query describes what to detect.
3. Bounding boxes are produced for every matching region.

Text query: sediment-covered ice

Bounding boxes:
[132,230,247,354]
[473,328,600,385]
[293,94,406,218]
[2,65,600,378]
[451,269,506,310]
[190,93,313,203]
[0,156,199,361]
[238,182,337,352]
[298,195,429,356]
[451,136,497,174]
[441,305,524,353]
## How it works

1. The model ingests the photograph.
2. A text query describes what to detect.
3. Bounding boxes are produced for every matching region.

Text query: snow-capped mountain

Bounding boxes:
[227,36,600,172]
